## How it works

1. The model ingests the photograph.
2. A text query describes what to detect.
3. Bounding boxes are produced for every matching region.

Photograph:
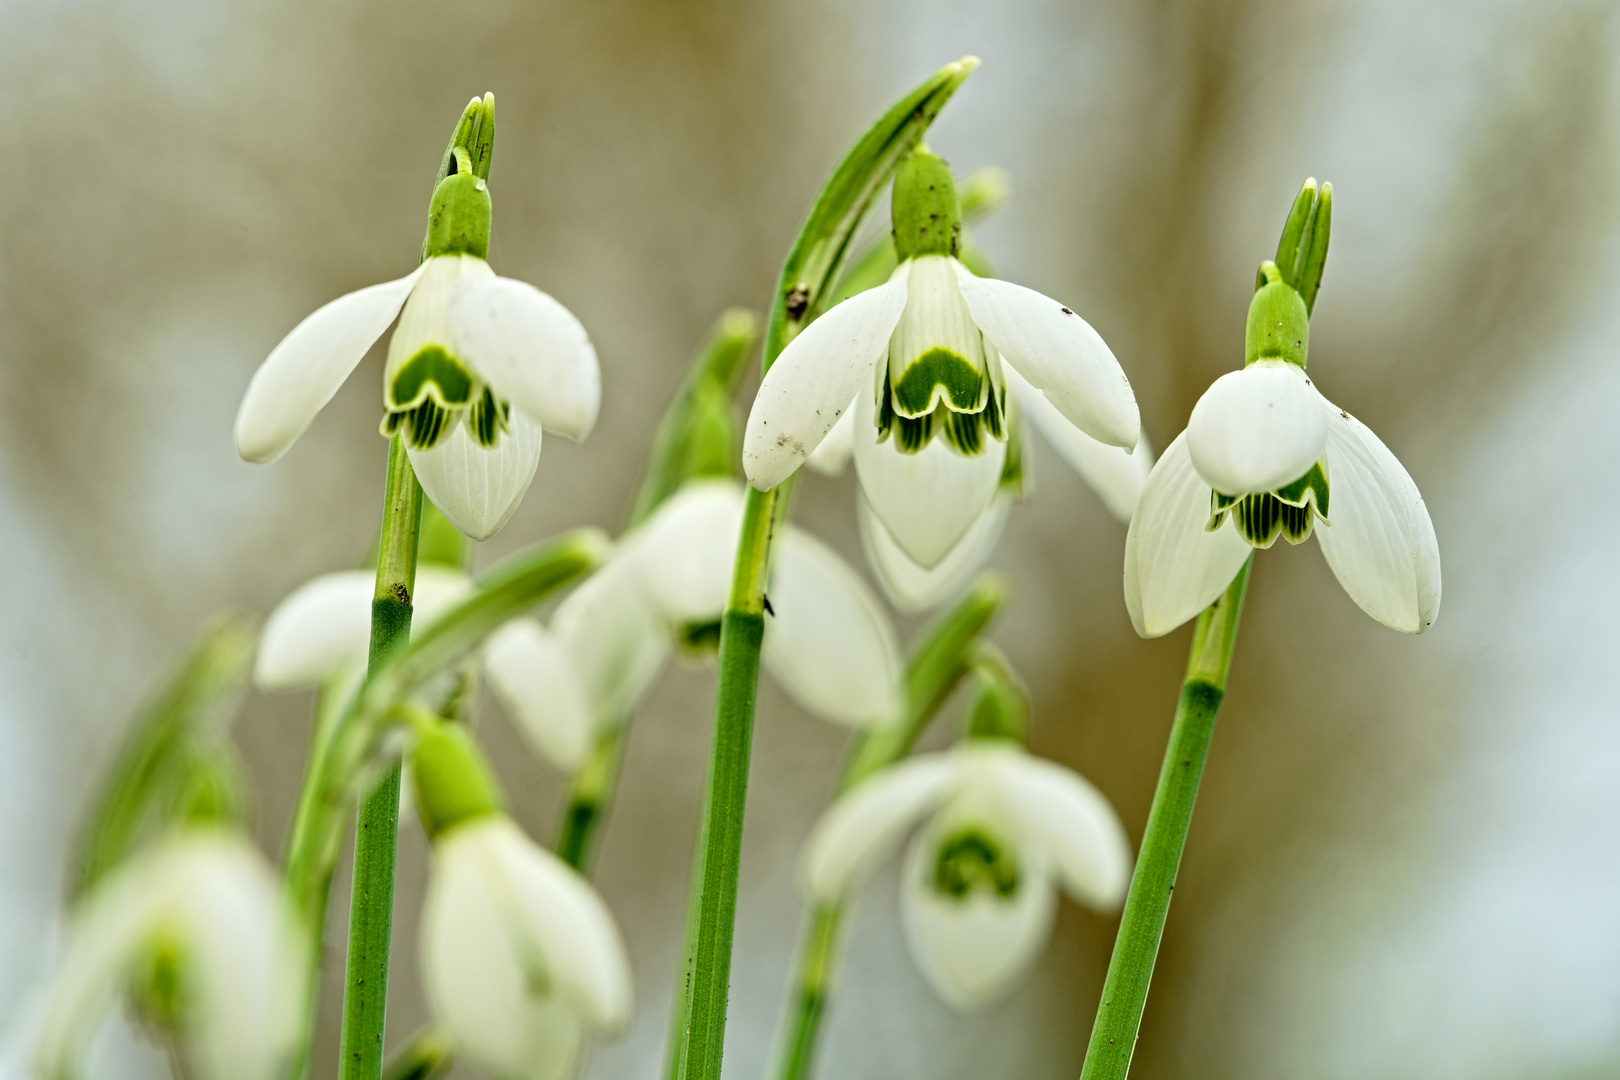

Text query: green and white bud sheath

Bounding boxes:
[797,660,1129,1011]
[31,830,306,1080]
[1125,178,1441,637]
[408,723,633,1080]
[234,93,601,541]
[746,147,1142,583]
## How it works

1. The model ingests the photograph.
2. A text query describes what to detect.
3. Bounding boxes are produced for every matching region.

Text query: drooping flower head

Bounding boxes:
[744,147,1142,589]
[1125,179,1441,636]
[234,94,601,540]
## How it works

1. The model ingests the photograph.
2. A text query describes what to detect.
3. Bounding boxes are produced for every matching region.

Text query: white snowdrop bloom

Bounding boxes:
[422,816,633,1080]
[32,830,305,1080]
[744,150,1139,573]
[234,142,600,541]
[1124,268,1440,638]
[483,481,904,774]
[800,740,1130,1010]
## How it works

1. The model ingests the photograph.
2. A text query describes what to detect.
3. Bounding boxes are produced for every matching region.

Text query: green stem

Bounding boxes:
[1078,557,1251,1080]
[338,435,424,1080]
[554,728,629,872]
[769,576,1003,1080]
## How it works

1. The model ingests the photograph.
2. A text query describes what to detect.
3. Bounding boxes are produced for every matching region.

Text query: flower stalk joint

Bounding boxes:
[891,147,962,261]
[1243,262,1309,369]
[423,145,492,260]
[410,721,505,841]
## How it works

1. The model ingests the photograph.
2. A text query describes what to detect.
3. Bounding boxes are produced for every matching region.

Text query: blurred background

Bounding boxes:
[3,0,1619,1077]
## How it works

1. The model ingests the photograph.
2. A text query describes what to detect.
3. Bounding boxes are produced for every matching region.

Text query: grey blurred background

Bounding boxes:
[3,0,1619,1078]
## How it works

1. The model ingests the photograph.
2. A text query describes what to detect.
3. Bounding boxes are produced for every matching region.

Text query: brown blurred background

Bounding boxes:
[3,1,1620,1078]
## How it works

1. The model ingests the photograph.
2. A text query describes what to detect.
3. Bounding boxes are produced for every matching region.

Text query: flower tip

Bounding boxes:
[957,55,982,74]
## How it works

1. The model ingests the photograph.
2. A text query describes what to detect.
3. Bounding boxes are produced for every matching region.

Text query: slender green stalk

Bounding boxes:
[554,728,628,872]
[666,57,977,1080]
[769,576,1004,1080]
[338,434,424,1080]
[1079,557,1252,1080]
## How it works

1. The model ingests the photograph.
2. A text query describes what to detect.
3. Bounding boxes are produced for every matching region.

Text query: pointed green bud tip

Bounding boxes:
[892,148,963,261]
[410,722,504,842]
[1244,261,1309,368]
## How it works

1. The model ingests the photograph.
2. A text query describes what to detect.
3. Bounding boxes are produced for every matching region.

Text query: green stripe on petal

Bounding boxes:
[389,344,475,409]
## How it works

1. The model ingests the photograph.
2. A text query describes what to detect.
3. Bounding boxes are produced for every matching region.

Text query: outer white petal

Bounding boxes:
[743,271,909,490]
[448,276,601,442]
[988,752,1131,910]
[858,494,1007,614]
[255,570,374,690]
[1004,361,1150,522]
[852,388,1005,568]
[762,526,901,728]
[799,754,962,900]
[408,409,543,542]
[484,618,595,772]
[953,263,1139,449]
[804,399,856,476]
[1123,431,1252,638]
[422,821,586,1080]
[1187,361,1327,494]
[1315,400,1442,633]
[234,265,428,463]
[622,480,744,624]
[899,809,1056,1011]
[34,832,304,1080]
[553,556,671,723]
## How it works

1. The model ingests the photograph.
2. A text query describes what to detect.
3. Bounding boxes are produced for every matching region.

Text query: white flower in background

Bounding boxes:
[484,480,903,773]
[422,816,633,1080]
[799,739,1130,1010]
[234,138,600,541]
[811,361,1152,612]
[1124,268,1440,638]
[31,831,305,1080]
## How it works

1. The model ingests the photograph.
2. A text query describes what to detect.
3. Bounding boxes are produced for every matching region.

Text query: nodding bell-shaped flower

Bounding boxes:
[410,724,633,1080]
[483,480,903,773]
[1125,180,1440,637]
[799,668,1130,1010]
[234,94,600,541]
[745,147,1141,581]
[32,830,306,1080]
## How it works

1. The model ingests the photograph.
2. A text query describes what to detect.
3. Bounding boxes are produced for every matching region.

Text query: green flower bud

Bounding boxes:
[1244,262,1309,368]
[411,722,505,842]
[891,147,962,261]
[423,147,492,260]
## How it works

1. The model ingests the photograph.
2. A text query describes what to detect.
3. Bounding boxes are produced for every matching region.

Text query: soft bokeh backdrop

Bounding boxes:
[3,1,1619,1078]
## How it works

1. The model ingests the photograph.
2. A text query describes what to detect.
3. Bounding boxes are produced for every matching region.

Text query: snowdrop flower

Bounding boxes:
[1124,257,1440,638]
[32,830,305,1080]
[234,95,600,541]
[745,147,1140,574]
[410,723,632,1080]
[484,480,903,772]
[799,738,1130,1010]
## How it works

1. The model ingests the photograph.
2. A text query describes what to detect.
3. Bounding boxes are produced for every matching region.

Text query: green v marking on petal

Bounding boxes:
[891,347,985,417]
[390,345,474,409]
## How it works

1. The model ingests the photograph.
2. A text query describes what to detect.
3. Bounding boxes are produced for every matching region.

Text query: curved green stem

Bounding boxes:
[1079,556,1252,1080]
[554,728,629,872]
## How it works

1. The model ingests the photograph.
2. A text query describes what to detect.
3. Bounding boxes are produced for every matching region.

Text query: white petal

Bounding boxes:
[988,753,1131,910]
[1315,400,1442,633]
[483,618,595,772]
[422,822,587,1080]
[1123,431,1253,638]
[799,754,962,899]
[408,410,542,541]
[622,480,745,625]
[449,276,601,442]
[762,526,902,728]
[953,263,1139,449]
[255,570,374,690]
[552,556,671,723]
[804,399,856,476]
[234,265,427,463]
[899,811,1056,1011]
[859,494,1007,614]
[851,388,1005,568]
[1186,360,1327,494]
[1004,361,1150,523]
[742,272,908,490]
[35,833,304,1080]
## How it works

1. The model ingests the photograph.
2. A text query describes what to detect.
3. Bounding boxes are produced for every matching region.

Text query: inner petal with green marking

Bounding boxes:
[931,827,1021,900]
[1207,460,1331,548]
